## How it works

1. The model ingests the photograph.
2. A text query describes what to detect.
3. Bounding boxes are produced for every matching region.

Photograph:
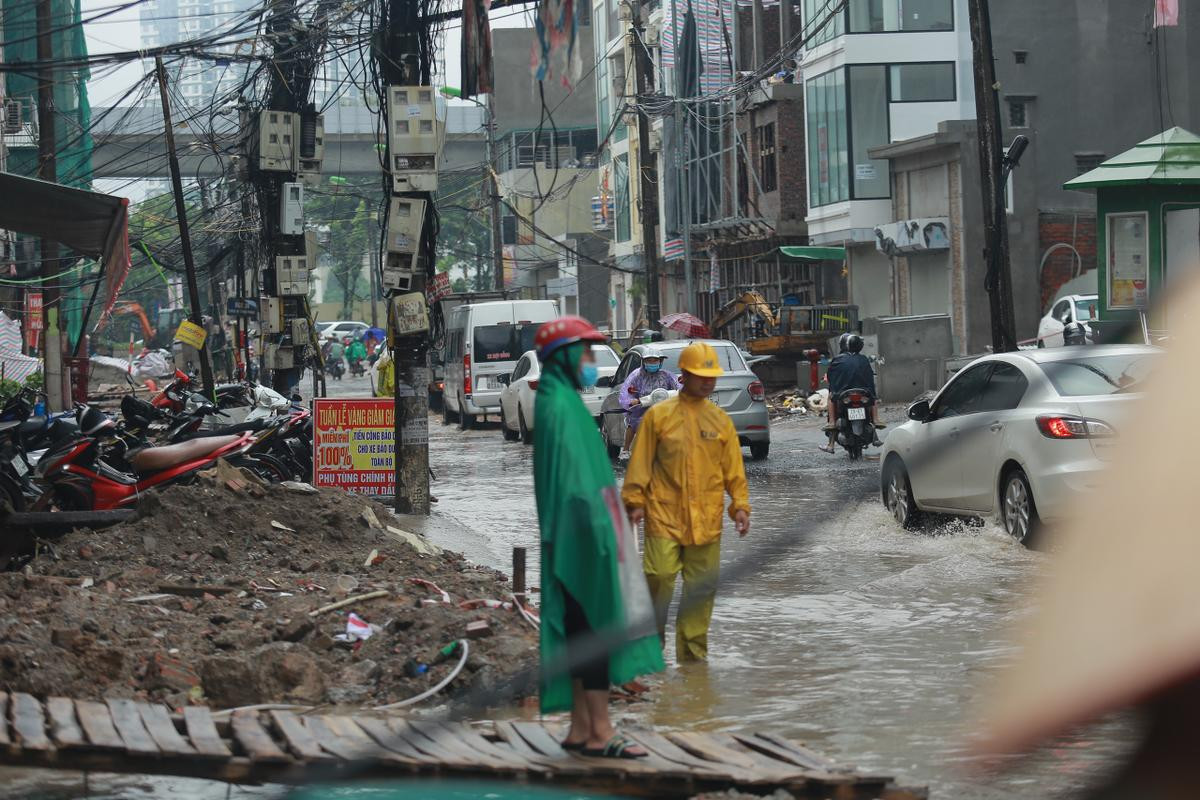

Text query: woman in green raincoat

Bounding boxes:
[533,316,664,759]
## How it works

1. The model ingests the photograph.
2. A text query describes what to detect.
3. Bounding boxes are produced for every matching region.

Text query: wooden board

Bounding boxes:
[356,717,445,766]
[0,692,10,748]
[45,697,86,748]
[625,730,740,780]
[407,720,514,771]
[710,733,809,781]
[11,693,52,751]
[268,711,332,762]
[136,703,195,757]
[443,722,551,773]
[74,700,126,750]
[230,710,290,763]
[182,707,231,758]
[307,715,413,767]
[510,721,656,776]
[105,699,160,757]
[668,731,779,777]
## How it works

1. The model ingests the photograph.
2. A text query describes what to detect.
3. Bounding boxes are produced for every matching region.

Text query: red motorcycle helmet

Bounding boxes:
[535,316,606,361]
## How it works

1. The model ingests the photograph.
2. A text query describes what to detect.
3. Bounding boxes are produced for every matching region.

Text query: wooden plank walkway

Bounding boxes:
[0,692,925,798]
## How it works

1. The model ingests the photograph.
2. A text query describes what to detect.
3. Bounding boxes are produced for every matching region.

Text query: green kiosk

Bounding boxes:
[1065,127,1200,339]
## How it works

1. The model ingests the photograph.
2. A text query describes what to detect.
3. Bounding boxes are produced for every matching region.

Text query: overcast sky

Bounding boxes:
[81,0,540,107]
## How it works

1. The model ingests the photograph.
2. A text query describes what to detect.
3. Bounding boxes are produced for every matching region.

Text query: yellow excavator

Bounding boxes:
[711,290,779,338]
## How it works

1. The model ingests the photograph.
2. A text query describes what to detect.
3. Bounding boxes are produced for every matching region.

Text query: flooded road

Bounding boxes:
[428,404,1135,799]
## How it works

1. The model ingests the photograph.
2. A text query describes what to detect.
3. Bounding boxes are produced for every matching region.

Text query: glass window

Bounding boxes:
[934,364,991,418]
[474,325,517,363]
[804,0,844,45]
[592,345,620,367]
[889,63,956,102]
[1052,300,1071,324]
[657,344,746,374]
[1008,99,1028,128]
[1107,212,1149,309]
[806,68,848,207]
[848,65,889,199]
[511,356,530,381]
[1038,353,1161,397]
[848,0,954,32]
[614,153,631,242]
[977,363,1028,412]
[1074,298,1098,321]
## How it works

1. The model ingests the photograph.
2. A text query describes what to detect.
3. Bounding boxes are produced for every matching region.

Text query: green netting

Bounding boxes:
[4,0,95,345]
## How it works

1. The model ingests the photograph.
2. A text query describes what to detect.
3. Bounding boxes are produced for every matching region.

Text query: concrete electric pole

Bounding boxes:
[630,1,662,328]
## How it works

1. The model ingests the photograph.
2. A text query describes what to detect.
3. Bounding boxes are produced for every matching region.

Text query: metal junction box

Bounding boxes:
[265,343,296,370]
[388,85,441,192]
[262,297,286,334]
[389,291,430,337]
[257,110,297,172]
[386,197,426,268]
[297,111,325,184]
[280,182,304,235]
[275,253,310,296]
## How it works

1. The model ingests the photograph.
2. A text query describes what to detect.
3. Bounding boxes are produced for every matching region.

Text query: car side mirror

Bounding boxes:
[596,375,612,388]
[499,375,510,386]
[908,399,932,422]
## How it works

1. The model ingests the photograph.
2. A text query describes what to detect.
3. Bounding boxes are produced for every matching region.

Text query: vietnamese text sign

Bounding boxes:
[25,292,43,332]
[175,319,208,349]
[313,398,395,496]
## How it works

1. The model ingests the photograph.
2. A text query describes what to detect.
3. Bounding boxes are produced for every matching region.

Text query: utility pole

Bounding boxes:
[379,0,434,515]
[485,95,504,291]
[36,0,63,410]
[629,4,661,328]
[967,0,1017,352]
[156,56,216,398]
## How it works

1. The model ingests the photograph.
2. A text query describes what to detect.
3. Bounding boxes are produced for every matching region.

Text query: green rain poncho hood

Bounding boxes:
[533,343,664,713]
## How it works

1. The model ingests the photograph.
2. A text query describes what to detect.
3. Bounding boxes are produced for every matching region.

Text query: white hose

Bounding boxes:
[210,639,471,716]
[512,593,541,631]
[372,639,470,710]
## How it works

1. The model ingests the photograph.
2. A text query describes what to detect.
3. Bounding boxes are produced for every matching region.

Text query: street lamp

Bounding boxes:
[441,87,503,292]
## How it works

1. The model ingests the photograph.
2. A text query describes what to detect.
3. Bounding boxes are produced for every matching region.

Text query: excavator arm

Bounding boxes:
[109,301,157,343]
[710,290,779,335]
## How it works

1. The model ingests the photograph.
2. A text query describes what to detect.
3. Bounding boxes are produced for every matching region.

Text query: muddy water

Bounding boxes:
[428,413,1136,798]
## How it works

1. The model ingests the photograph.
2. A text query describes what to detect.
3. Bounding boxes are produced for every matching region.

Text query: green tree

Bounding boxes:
[306,179,379,318]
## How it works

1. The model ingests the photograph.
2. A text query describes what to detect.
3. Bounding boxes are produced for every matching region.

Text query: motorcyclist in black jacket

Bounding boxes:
[821,333,883,452]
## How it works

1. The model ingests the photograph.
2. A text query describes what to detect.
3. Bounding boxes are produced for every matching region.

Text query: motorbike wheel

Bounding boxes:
[848,444,862,460]
[0,472,25,515]
[231,454,290,483]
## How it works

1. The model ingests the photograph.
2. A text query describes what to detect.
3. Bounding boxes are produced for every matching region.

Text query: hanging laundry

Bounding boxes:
[532,0,582,87]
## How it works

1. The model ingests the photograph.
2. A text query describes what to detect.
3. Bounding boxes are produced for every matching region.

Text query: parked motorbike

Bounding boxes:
[33,404,257,511]
[834,387,877,461]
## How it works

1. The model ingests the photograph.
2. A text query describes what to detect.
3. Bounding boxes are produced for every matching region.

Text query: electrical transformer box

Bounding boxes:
[386,196,426,269]
[257,110,297,172]
[290,317,310,344]
[275,253,310,296]
[280,182,304,235]
[262,297,286,334]
[388,85,441,192]
[265,344,295,370]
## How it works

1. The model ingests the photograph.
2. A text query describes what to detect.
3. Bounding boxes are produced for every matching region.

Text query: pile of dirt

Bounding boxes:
[0,478,538,712]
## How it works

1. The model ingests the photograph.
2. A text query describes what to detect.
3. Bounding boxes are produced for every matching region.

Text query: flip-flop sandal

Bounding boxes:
[581,733,648,759]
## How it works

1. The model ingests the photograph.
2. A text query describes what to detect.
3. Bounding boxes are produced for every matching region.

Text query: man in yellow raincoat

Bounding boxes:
[622,341,751,661]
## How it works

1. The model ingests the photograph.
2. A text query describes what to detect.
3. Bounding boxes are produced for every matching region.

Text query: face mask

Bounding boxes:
[644,362,662,374]
[580,363,599,388]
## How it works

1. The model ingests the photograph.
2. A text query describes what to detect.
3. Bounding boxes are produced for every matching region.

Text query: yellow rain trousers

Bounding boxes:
[622,393,750,661]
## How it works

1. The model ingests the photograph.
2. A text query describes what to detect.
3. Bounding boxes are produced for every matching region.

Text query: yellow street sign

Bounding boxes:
[175,319,208,349]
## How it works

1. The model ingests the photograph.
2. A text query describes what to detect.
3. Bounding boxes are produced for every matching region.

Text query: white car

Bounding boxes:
[318,320,369,343]
[498,345,620,443]
[1037,294,1098,347]
[880,345,1161,543]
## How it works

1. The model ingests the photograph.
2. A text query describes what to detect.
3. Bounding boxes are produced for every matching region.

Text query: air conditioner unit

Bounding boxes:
[280,182,304,235]
[257,110,297,172]
[388,85,442,192]
[2,98,22,135]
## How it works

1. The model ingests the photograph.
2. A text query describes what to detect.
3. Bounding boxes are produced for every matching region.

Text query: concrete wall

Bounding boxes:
[492,28,597,136]
[992,1,1199,214]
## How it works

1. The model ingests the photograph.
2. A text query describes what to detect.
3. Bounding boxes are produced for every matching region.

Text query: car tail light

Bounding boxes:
[748,380,765,402]
[463,353,472,396]
[528,380,538,391]
[1036,415,1115,439]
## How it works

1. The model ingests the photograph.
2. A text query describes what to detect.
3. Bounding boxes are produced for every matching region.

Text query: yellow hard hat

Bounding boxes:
[677,341,724,377]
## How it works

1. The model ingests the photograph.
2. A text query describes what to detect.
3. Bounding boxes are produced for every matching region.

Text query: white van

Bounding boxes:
[443,299,559,428]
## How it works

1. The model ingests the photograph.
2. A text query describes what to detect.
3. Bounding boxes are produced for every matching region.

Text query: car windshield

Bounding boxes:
[592,346,619,367]
[655,344,746,374]
[1074,299,1098,321]
[1038,352,1161,396]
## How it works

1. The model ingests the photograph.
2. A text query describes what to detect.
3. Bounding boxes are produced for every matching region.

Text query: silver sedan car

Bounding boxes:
[598,339,770,460]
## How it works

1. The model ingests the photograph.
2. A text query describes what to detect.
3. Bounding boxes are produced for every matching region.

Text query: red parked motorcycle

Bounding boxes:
[33,407,256,511]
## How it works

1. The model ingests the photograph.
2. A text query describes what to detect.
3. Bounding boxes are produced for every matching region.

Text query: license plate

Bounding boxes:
[10,455,28,477]
[847,407,866,420]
